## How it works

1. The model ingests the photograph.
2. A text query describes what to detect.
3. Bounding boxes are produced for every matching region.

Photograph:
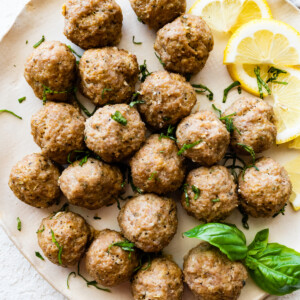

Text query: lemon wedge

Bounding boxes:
[284,156,300,211]
[224,19,300,65]
[189,0,272,33]
[289,137,300,149]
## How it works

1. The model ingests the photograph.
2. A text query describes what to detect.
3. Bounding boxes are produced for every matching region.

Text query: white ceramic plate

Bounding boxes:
[0,0,300,299]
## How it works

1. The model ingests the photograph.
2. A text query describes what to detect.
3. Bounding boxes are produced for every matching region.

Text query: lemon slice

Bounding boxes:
[224,19,300,65]
[284,156,300,211]
[189,0,272,33]
[288,137,300,149]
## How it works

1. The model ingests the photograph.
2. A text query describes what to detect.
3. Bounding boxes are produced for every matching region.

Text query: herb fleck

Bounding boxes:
[18,97,26,103]
[183,184,190,207]
[254,66,271,99]
[132,36,142,45]
[67,45,82,58]
[67,272,76,289]
[35,251,44,261]
[108,241,135,258]
[192,185,200,200]
[0,110,22,119]
[211,198,220,202]
[101,88,112,99]
[192,84,214,101]
[33,35,45,48]
[267,67,287,84]
[17,217,21,231]
[139,60,152,82]
[51,229,63,265]
[155,52,165,67]
[159,125,176,141]
[223,81,241,103]
[178,140,202,156]
[111,111,127,125]
[273,203,287,218]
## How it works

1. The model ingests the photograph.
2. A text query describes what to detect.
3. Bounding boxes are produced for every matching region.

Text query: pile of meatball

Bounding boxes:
[8,0,292,299]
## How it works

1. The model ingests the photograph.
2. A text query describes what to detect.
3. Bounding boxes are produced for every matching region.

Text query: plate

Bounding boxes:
[0,0,300,299]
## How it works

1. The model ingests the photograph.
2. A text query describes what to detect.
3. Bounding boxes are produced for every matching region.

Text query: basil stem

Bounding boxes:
[67,45,82,58]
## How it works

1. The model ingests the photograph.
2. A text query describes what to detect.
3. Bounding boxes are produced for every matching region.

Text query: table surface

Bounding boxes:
[0,0,300,299]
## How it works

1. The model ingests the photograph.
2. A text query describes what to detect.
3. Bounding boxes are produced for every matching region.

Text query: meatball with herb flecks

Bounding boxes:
[24,41,76,102]
[62,0,123,50]
[37,211,91,267]
[79,47,139,106]
[154,14,214,75]
[31,102,85,164]
[181,165,238,222]
[59,157,123,209]
[118,194,178,253]
[238,157,292,218]
[85,104,146,163]
[85,229,139,287]
[132,257,184,300]
[129,0,186,30]
[8,153,60,208]
[222,97,277,154]
[138,71,197,129]
[183,242,248,300]
[130,134,185,194]
[176,110,230,165]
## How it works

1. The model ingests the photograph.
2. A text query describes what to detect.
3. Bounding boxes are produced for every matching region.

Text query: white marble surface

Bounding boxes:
[0,0,300,300]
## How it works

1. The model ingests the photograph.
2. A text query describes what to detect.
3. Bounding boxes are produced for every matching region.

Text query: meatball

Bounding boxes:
[132,257,184,300]
[138,71,197,129]
[118,194,178,252]
[176,111,230,165]
[223,98,277,154]
[85,104,146,162]
[37,211,90,267]
[183,242,248,300]
[154,14,214,74]
[85,229,139,287]
[79,48,139,106]
[31,102,85,164]
[130,134,185,194]
[238,157,292,218]
[59,157,123,209]
[24,41,76,102]
[181,165,238,222]
[8,153,60,208]
[62,0,123,50]
[129,0,186,30]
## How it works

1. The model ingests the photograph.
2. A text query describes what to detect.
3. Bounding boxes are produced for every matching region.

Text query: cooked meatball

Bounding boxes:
[138,71,197,129]
[85,104,146,162]
[59,158,123,209]
[118,194,178,252]
[132,257,184,300]
[85,229,139,287]
[79,48,139,106]
[130,134,185,194]
[181,165,238,222]
[24,41,76,102]
[31,102,85,164]
[176,111,230,165]
[183,242,248,300]
[8,153,60,208]
[238,157,292,218]
[62,0,123,50]
[154,14,213,74]
[37,211,90,267]
[223,98,277,154]
[129,0,186,30]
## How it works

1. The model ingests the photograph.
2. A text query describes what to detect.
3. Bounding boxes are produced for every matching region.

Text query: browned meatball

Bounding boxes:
[24,41,76,102]
[181,165,238,222]
[118,194,178,252]
[176,111,230,165]
[62,0,123,50]
[59,158,123,209]
[238,157,292,218]
[79,48,139,106]
[31,102,85,164]
[129,0,186,30]
[138,71,197,129]
[85,104,146,162]
[132,257,184,300]
[37,211,91,267]
[183,243,248,300]
[8,153,60,208]
[130,134,185,194]
[85,229,139,287]
[223,98,277,154]
[154,14,213,74]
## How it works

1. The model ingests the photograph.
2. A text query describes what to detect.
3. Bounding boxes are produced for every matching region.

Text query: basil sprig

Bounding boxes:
[184,223,300,296]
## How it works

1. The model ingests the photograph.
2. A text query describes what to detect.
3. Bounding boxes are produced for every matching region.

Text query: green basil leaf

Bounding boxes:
[245,243,300,295]
[247,228,269,256]
[183,223,248,261]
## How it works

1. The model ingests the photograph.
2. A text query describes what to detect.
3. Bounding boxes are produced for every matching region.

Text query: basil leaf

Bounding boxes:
[245,243,300,295]
[247,228,269,256]
[183,223,248,261]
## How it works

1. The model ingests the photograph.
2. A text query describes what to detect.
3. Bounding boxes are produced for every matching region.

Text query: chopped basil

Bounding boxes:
[67,272,76,289]
[159,125,176,141]
[177,140,202,156]
[67,149,100,166]
[93,216,101,220]
[33,35,45,48]
[18,96,26,103]
[67,45,82,58]
[36,225,45,233]
[148,171,159,181]
[42,85,73,105]
[132,36,142,45]
[35,251,44,261]
[139,60,152,82]
[223,81,241,103]
[51,229,63,265]
[17,217,21,231]
[238,205,250,230]
[267,67,287,84]
[129,92,144,107]
[212,198,220,202]
[101,88,112,99]
[0,110,22,119]
[73,90,96,117]
[154,52,165,67]
[111,111,127,125]
[108,241,135,258]
[272,203,287,218]
[192,83,214,101]
[254,66,271,99]
[192,185,200,200]
[212,104,222,118]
